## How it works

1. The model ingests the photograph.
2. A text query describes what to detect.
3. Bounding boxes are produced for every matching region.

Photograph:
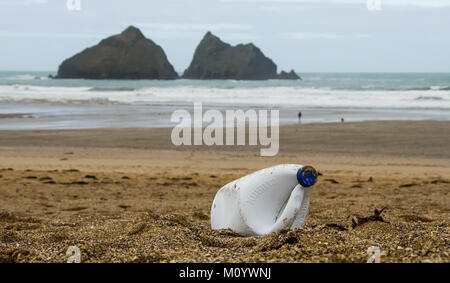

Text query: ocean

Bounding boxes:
[0,71,449,129]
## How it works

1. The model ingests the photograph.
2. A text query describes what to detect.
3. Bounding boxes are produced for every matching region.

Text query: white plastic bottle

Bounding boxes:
[211,164,318,236]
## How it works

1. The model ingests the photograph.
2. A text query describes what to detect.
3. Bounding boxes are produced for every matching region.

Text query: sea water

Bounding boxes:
[0,71,448,129]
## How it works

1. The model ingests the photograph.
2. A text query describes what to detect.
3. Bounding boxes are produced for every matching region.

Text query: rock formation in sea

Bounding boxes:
[56,26,178,80]
[278,70,302,80]
[182,32,300,80]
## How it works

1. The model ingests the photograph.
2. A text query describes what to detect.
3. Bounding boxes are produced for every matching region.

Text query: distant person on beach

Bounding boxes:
[341,117,345,123]
[298,112,302,124]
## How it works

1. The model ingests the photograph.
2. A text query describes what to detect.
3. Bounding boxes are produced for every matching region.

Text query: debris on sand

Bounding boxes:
[352,207,388,229]
[325,179,339,184]
[399,183,418,188]
[431,179,449,184]
[25,176,37,179]
[62,169,80,173]
[85,175,98,180]
[62,206,88,212]
[68,181,89,185]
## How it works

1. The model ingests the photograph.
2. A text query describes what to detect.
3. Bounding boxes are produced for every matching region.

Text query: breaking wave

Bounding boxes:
[0,84,449,110]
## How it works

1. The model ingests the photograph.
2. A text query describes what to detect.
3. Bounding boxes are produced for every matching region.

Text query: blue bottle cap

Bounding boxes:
[297,166,318,187]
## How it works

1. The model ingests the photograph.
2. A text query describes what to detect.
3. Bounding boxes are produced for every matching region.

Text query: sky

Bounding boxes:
[0,0,449,72]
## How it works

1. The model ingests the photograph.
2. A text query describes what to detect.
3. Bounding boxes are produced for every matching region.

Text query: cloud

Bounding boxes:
[0,31,110,39]
[0,22,258,41]
[133,22,256,40]
[135,22,254,32]
[0,0,47,6]
[281,32,374,39]
[219,0,450,8]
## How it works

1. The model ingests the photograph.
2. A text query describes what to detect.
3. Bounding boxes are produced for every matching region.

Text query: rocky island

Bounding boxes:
[278,70,301,80]
[56,26,178,80]
[183,32,301,80]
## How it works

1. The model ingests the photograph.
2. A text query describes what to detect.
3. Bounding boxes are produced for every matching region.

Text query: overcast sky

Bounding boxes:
[0,0,449,72]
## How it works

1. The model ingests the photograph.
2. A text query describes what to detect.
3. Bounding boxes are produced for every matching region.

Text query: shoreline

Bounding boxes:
[0,109,448,130]
[0,121,449,159]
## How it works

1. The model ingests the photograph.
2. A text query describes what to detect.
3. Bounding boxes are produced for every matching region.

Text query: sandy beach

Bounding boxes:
[0,121,449,263]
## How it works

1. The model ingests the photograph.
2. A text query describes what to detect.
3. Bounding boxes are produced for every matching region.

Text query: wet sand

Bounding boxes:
[0,121,449,262]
